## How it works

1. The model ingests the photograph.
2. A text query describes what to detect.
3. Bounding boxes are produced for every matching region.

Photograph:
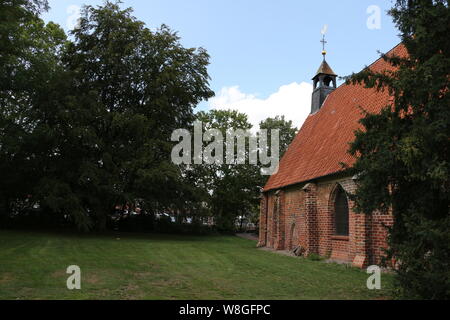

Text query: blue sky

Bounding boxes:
[42,0,400,129]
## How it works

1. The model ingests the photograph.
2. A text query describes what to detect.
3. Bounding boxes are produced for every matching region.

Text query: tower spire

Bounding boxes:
[310,25,337,114]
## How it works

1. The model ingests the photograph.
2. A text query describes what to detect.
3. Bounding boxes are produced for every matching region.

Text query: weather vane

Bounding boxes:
[320,24,328,59]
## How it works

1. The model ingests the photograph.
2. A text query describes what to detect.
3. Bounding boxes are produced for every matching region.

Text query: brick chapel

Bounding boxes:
[258,43,407,268]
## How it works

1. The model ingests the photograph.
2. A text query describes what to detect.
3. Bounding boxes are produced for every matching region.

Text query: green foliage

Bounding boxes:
[347,0,449,299]
[0,0,66,224]
[183,111,298,232]
[0,1,214,231]
[187,109,262,232]
[259,115,297,158]
[58,1,213,230]
[0,1,298,236]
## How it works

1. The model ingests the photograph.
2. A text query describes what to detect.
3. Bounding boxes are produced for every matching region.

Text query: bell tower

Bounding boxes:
[311,33,337,114]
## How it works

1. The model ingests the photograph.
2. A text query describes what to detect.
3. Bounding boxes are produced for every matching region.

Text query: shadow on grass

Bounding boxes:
[0,227,239,243]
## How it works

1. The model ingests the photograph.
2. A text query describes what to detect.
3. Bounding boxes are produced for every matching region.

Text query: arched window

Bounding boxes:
[334,186,349,236]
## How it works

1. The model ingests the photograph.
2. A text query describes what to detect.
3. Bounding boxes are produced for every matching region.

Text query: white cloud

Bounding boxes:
[207,82,313,130]
[66,5,81,31]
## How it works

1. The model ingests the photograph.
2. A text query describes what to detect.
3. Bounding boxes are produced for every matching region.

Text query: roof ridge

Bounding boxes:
[340,42,402,87]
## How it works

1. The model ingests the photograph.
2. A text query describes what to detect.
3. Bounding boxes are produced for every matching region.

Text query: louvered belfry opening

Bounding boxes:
[311,60,337,114]
[334,186,349,236]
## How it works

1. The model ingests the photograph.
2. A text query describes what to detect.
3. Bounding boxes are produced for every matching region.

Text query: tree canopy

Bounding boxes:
[0,1,214,230]
[0,1,298,233]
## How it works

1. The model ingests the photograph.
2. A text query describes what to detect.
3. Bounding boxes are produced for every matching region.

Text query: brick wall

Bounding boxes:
[259,174,392,268]
[370,212,394,265]
[283,188,306,250]
[257,194,268,247]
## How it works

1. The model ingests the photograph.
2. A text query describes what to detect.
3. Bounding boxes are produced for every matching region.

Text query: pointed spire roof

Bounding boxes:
[314,59,337,77]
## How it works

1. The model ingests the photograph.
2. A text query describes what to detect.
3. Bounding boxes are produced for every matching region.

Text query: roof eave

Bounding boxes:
[262,168,353,193]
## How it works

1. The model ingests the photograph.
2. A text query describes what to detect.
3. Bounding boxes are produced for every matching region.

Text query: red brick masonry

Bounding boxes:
[258,176,393,268]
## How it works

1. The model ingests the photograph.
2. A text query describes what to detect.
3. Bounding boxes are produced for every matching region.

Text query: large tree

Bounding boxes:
[179,112,297,231]
[348,0,449,299]
[187,110,262,231]
[0,0,67,225]
[0,1,214,231]
[57,2,214,230]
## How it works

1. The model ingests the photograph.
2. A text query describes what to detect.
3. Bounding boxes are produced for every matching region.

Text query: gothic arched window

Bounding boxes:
[334,186,349,236]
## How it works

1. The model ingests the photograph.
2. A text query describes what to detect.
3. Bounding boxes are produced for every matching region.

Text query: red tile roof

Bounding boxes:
[264,43,407,192]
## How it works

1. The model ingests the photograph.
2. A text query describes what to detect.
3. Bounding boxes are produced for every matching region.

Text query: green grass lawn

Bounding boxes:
[0,230,393,300]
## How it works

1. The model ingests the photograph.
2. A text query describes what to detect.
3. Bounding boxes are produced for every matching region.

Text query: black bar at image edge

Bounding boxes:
[0,300,446,318]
